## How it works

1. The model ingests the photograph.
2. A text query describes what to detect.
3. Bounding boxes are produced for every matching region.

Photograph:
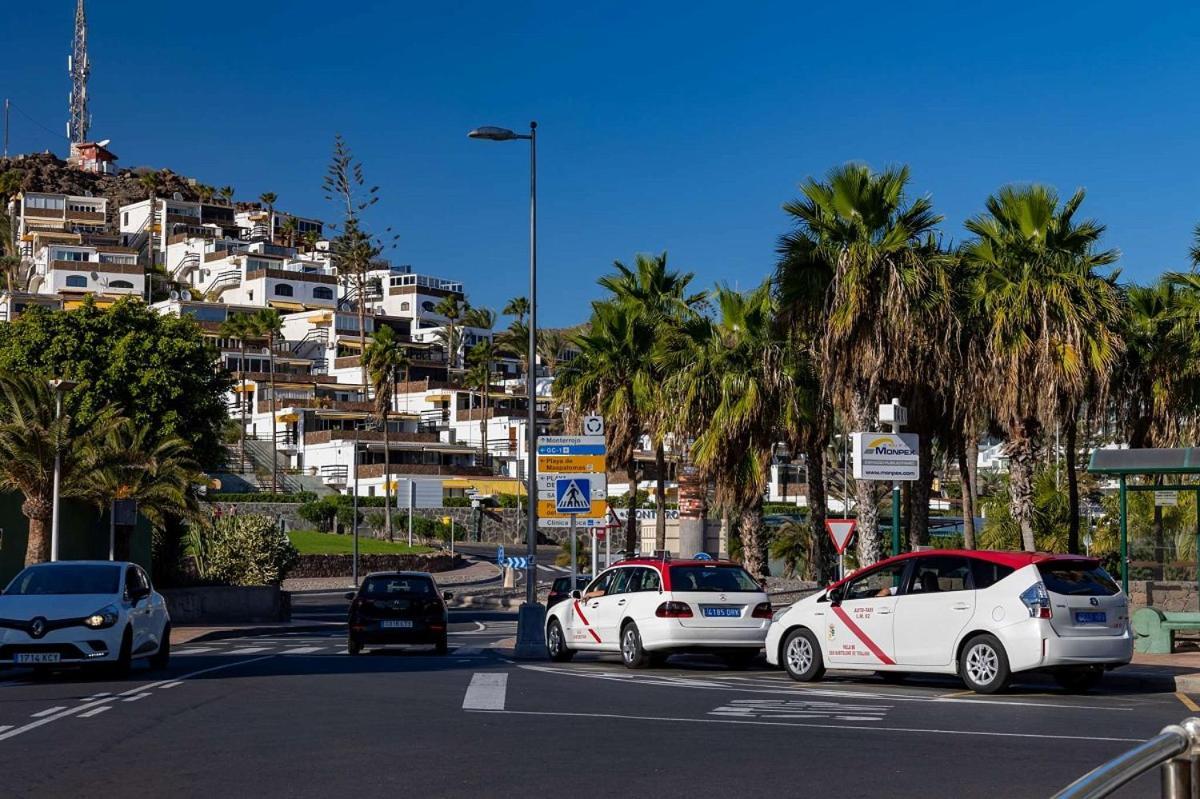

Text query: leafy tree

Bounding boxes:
[0,297,231,468]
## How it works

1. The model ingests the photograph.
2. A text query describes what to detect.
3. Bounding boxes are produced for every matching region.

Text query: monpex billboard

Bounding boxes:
[851,432,920,481]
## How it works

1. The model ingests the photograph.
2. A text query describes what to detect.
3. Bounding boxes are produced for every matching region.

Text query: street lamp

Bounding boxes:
[48,378,77,561]
[469,121,544,658]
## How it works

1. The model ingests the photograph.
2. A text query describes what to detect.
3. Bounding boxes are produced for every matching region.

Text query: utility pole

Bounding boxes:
[68,0,90,143]
[3,98,9,159]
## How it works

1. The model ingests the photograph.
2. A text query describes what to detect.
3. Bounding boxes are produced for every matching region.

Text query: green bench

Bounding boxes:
[1132,607,1200,654]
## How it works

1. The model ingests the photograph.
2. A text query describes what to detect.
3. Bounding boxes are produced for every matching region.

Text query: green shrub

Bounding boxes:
[298,498,337,532]
[443,496,471,508]
[208,492,317,504]
[200,514,298,586]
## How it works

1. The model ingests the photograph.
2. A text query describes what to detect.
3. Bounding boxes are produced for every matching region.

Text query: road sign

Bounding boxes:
[500,556,529,569]
[555,477,592,514]
[538,436,607,525]
[825,519,857,554]
[582,415,604,436]
[851,432,920,481]
[537,436,606,473]
[1155,490,1179,507]
[537,472,606,499]
[496,545,505,565]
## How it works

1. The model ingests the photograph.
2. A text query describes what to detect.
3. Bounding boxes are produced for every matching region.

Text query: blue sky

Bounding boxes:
[3,1,1200,326]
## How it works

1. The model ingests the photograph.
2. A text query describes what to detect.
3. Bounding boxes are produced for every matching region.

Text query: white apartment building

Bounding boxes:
[29,241,145,299]
[9,192,110,246]
[234,207,323,245]
[119,197,239,262]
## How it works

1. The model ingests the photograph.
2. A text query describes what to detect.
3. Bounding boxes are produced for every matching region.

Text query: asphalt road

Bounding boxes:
[0,609,1189,798]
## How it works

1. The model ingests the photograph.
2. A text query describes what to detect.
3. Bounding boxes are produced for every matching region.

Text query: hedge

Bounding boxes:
[206,492,317,504]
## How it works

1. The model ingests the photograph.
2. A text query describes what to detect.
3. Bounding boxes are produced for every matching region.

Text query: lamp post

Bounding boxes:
[470,121,545,658]
[48,378,76,561]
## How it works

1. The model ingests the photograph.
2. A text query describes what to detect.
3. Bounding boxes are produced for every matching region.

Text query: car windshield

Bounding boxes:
[360,576,435,598]
[670,565,759,592]
[1038,562,1120,597]
[5,564,121,596]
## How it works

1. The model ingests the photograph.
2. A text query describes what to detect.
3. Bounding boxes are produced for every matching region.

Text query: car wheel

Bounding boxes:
[721,650,759,670]
[1053,665,1104,693]
[347,637,363,656]
[782,628,825,682]
[546,620,575,662]
[149,624,171,670]
[435,635,449,656]
[959,634,1012,694]
[111,627,133,678]
[620,622,651,669]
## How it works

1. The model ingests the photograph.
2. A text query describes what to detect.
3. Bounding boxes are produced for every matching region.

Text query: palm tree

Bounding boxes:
[259,192,277,241]
[467,339,499,465]
[537,330,568,375]
[250,309,285,493]
[434,295,469,369]
[219,185,235,205]
[498,319,532,379]
[963,185,1122,551]
[220,313,257,475]
[302,230,320,253]
[503,296,529,324]
[279,216,298,249]
[778,163,947,565]
[363,325,409,540]
[0,374,127,565]
[195,184,215,204]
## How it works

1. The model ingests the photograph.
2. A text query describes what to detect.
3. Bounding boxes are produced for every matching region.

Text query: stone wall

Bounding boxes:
[1130,580,1200,612]
[162,586,290,624]
[288,552,463,579]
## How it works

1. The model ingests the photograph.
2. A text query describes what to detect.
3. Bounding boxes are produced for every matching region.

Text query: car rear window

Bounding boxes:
[361,576,435,598]
[5,564,121,596]
[971,560,1015,590]
[669,565,759,593]
[1037,562,1119,597]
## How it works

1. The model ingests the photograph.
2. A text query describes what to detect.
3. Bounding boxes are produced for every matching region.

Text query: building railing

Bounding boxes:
[356,462,493,478]
[320,464,348,484]
[257,397,373,413]
[1053,717,1200,798]
[303,429,438,445]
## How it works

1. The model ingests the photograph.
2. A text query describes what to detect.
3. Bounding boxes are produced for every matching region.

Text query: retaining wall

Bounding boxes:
[288,552,463,578]
[162,585,290,624]
[1130,580,1200,612]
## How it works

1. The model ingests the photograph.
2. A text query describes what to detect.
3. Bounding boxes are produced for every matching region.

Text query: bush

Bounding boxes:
[298,498,337,532]
[198,514,298,586]
[443,496,472,508]
[208,492,317,504]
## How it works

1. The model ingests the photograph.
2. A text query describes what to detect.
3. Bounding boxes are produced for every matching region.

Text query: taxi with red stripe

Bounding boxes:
[765,549,1132,693]
[545,557,772,668]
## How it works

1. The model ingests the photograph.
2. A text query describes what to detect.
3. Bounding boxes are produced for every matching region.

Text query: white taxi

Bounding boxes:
[0,561,171,675]
[545,557,772,668]
[765,550,1132,693]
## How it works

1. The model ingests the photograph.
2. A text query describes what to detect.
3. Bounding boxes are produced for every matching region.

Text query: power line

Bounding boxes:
[4,99,70,149]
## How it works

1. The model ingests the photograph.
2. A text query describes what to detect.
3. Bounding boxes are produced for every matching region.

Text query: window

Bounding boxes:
[359,576,435,598]
[584,570,616,598]
[313,286,333,300]
[908,557,971,594]
[54,249,89,262]
[5,564,120,595]
[109,280,134,289]
[247,257,274,271]
[400,302,410,312]
[1037,561,1120,597]
[669,565,760,592]
[971,560,1015,590]
[422,301,436,312]
[841,562,909,601]
[125,565,148,598]
[274,283,294,297]
[608,568,636,595]
[630,567,661,592]
[65,275,88,288]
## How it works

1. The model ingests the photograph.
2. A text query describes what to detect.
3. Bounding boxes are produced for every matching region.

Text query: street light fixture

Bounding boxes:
[48,378,77,561]
[469,120,544,658]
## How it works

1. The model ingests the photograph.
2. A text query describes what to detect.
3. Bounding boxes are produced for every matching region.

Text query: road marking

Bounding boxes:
[1177,692,1200,712]
[159,681,183,689]
[462,673,508,710]
[30,706,66,718]
[939,690,976,699]
[709,698,891,722]
[227,647,269,655]
[0,726,10,734]
[78,706,111,719]
[123,693,151,702]
[174,647,216,655]
[280,646,323,655]
[468,708,1145,743]
[82,692,112,701]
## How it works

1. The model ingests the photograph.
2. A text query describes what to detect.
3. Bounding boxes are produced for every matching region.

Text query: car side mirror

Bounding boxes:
[344,592,356,601]
[130,587,150,605]
[570,590,582,600]
[443,591,454,601]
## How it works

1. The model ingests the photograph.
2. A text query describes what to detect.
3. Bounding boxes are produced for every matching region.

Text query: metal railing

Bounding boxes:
[1054,717,1200,798]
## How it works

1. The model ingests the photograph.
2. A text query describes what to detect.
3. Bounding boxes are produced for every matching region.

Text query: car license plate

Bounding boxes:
[381,620,413,629]
[14,653,60,664]
[1074,611,1107,624]
[701,607,741,618]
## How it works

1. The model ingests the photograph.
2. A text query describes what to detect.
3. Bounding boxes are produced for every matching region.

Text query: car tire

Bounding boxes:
[721,650,759,670]
[149,624,171,670]
[435,635,449,656]
[782,628,825,682]
[546,620,575,662]
[1053,665,1104,693]
[959,634,1012,694]
[347,637,363,656]
[111,627,133,678]
[620,622,651,669]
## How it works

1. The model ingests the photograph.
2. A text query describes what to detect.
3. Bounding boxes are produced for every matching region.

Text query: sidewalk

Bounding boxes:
[1126,651,1200,693]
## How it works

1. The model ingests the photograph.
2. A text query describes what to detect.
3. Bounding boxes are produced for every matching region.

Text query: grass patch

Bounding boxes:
[288,529,436,555]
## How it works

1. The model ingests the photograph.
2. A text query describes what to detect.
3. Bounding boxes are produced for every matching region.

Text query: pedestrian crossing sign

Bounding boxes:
[555,478,592,514]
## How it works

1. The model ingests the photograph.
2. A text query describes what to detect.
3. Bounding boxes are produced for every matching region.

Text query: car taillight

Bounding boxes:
[655,601,693,618]
[751,602,773,619]
[1020,582,1052,619]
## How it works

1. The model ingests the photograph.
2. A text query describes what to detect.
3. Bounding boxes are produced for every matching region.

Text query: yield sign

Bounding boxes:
[825,519,857,554]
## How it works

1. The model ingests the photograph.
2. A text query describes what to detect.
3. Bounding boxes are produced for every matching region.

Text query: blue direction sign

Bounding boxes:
[555,477,592,514]
[501,556,529,569]
[496,545,506,565]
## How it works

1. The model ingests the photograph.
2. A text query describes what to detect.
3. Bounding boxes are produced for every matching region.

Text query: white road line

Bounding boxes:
[462,673,508,710]
[226,647,269,655]
[158,681,183,689]
[123,693,151,702]
[467,708,1145,743]
[0,726,10,734]
[82,692,112,701]
[78,706,111,719]
[30,706,66,718]
[173,647,216,655]
[280,646,323,655]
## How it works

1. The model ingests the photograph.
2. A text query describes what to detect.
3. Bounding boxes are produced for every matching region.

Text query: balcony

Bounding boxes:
[257,397,374,414]
[23,207,65,219]
[320,464,348,486]
[66,210,105,223]
[303,430,438,445]
[334,356,361,370]
[246,267,337,285]
[356,462,493,478]
[50,260,143,275]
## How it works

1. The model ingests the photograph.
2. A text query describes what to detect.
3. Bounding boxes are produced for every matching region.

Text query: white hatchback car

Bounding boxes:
[766,550,1132,693]
[545,557,772,668]
[0,561,171,675]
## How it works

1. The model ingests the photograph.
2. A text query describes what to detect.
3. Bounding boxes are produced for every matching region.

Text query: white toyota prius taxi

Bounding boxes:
[0,561,171,675]
[546,557,772,668]
[766,550,1132,693]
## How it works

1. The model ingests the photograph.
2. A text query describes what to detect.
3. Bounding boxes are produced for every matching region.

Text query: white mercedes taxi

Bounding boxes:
[0,561,171,675]
[766,550,1132,693]
[545,557,772,668]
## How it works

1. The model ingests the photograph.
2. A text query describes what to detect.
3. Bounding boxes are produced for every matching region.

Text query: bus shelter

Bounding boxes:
[1087,447,1200,595]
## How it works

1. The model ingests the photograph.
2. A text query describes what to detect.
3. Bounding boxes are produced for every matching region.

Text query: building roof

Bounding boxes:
[1088,447,1200,475]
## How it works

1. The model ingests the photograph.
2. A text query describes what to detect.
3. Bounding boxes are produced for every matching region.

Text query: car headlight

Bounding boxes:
[84,605,120,629]
[772,604,792,622]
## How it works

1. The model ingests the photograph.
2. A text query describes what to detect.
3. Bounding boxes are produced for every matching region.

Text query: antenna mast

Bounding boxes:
[68,0,90,143]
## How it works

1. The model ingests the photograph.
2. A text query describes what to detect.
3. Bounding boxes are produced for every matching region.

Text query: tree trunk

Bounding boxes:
[958,441,976,550]
[1065,411,1080,555]
[480,374,489,468]
[625,455,638,554]
[22,497,51,565]
[804,440,834,584]
[269,338,278,494]
[850,390,882,565]
[739,496,769,580]
[654,441,666,552]
[910,434,934,548]
[1006,416,1040,551]
[239,340,248,473]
